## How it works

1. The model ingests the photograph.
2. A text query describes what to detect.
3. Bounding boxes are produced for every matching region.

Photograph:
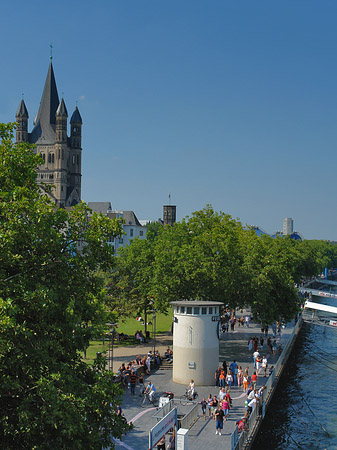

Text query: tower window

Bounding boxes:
[130,229,134,237]
[51,154,55,164]
[72,155,75,164]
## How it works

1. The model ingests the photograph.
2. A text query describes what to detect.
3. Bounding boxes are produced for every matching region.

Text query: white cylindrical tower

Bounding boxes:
[171,301,222,386]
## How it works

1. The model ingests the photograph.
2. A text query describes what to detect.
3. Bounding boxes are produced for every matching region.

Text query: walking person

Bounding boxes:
[200,397,207,420]
[215,405,225,435]
[129,370,138,395]
[262,355,268,377]
[238,366,243,387]
[226,370,233,389]
[207,394,213,417]
[222,397,230,418]
[251,372,257,390]
[215,367,221,387]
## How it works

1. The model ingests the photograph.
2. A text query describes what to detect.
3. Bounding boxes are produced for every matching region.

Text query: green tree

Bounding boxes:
[0,123,129,449]
[108,237,156,333]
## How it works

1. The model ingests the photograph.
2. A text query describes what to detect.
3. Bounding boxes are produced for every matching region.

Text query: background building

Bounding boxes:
[283,218,294,235]
[15,60,82,208]
[87,202,147,252]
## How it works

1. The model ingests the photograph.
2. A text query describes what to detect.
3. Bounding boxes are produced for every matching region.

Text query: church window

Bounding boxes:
[51,154,55,163]
[62,149,64,160]
[58,149,60,159]
[61,186,63,192]
[77,155,79,165]
[72,155,75,164]
[42,153,45,162]
[48,153,51,163]
[41,174,43,179]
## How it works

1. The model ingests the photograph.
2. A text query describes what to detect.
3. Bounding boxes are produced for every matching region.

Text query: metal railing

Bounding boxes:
[231,316,303,450]
[179,402,199,429]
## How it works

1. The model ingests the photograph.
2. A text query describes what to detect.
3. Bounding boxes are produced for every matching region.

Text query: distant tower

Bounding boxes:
[283,218,293,235]
[15,99,29,143]
[15,59,82,208]
[163,205,176,226]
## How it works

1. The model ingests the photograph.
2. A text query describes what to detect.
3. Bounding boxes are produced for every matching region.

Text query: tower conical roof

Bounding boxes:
[16,99,29,118]
[30,61,60,143]
[56,98,68,117]
[70,106,82,124]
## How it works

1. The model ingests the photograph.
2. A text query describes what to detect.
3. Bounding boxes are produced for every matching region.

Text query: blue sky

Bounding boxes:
[1,0,337,240]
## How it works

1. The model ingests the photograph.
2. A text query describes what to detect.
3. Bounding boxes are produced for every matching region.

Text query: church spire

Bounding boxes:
[30,61,60,143]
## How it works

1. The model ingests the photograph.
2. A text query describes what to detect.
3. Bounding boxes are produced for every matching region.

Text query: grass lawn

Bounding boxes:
[83,312,172,366]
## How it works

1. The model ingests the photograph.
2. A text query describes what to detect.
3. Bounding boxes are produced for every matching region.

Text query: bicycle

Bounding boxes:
[140,391,158,408]
[179,389,198,406]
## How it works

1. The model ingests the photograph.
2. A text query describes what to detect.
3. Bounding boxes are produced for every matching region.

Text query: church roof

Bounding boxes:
[30,61,60,144]
[70,106,82,124]
[56,98,68,117]
[16,99,29,118]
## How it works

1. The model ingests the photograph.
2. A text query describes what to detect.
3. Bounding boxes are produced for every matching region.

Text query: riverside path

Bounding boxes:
[111,317,296,450]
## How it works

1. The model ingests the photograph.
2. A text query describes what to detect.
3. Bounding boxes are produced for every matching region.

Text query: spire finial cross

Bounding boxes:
[50,44,53,61]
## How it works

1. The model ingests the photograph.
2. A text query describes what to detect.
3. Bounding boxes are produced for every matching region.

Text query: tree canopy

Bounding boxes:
[0,123,129,449]
[110,205,337,324]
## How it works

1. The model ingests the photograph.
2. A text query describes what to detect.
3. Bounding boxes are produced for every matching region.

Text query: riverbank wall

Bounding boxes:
[233,317,303,450]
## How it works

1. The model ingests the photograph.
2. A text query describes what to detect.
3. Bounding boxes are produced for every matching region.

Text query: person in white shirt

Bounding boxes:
[187,379,195,399]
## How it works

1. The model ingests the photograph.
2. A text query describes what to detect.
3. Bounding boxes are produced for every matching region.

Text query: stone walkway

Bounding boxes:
[111,319,294,450]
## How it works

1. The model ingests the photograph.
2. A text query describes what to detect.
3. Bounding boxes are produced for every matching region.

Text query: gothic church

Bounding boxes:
[15,60,82,208]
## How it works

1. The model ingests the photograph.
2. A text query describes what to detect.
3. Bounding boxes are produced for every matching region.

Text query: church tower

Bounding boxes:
[15,59,82,208]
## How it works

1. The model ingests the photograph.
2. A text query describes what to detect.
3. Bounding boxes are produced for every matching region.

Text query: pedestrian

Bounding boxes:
[253,350,260,369]
[219,369,226,388]
[215,405,225,435]
[207,394,213,417]
[256,355,262,374]
[225,388,232,409]
[238,366,243,387]
[222,397,230,418]
[129,370,138,395]
[215,367,221,387]
[157,435,166,450]
[211,395,218,418]
[260,336,264,350]
[200,397,207,420]
[251,371,257,390]
[167,430,175,449]
[261,356,268,377]
[226,371,233,389]
[218,387,226,400]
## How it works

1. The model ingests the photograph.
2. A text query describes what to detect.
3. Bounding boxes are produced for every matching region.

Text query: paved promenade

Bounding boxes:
[112,319,295,450]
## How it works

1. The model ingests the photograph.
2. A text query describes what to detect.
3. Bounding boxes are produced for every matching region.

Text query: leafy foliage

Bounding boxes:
[0,124,129,449]
[110,205,337,325]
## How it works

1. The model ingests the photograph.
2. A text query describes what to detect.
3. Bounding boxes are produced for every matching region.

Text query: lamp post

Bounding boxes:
[149,309,157,356]
[106,322,118,372]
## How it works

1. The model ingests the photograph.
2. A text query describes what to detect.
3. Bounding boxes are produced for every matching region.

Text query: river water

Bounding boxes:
[252,307,337,449]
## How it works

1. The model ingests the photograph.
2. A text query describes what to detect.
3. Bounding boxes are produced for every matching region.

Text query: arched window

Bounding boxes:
[51,154,55,164]
[48,153,51,163]
[72,155,75,164]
